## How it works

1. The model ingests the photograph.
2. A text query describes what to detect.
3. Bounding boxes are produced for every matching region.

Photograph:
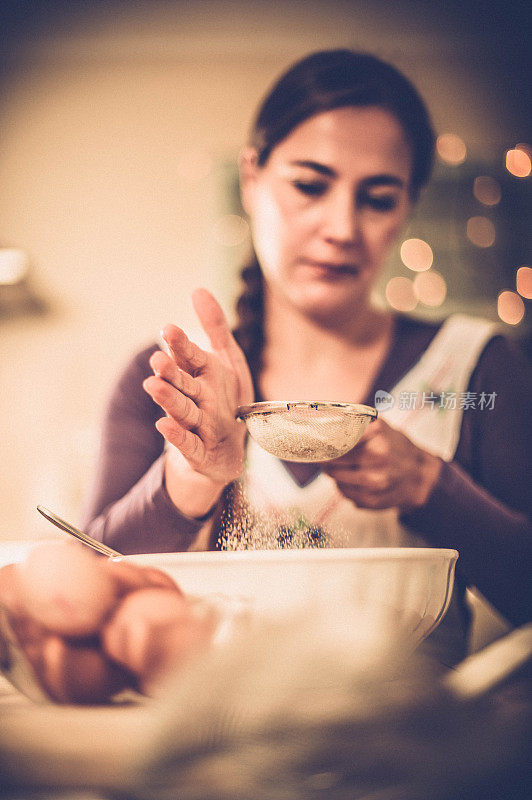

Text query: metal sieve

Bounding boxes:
[237,401,378,462]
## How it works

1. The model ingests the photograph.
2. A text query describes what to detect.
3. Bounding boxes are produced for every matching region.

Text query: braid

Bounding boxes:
[232,253,265,396]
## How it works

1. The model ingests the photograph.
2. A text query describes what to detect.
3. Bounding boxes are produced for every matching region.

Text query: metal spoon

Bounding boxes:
[36,506,122,559]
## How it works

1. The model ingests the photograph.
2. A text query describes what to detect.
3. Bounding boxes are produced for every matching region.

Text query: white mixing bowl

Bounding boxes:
[129,547,458,647]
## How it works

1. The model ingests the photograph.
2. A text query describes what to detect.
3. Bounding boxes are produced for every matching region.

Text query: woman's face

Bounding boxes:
[241,106,413,322]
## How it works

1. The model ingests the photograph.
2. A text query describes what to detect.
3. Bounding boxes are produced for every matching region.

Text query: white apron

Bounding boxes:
[224,314,499,663]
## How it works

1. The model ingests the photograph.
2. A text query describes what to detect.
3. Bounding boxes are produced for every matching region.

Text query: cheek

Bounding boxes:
[366,215,407,258]
[250,186,306,273]
[250,192,281,271]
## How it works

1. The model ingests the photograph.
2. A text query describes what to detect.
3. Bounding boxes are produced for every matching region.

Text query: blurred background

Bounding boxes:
[0,0,530,555]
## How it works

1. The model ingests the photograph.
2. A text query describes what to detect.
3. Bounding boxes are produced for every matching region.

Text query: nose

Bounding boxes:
[321,189,360,246]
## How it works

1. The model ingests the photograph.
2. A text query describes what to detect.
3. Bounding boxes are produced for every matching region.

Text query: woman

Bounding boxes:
[81,50,531,663]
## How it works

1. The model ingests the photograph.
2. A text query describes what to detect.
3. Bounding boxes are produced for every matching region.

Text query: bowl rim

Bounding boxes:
[237,400,378,419]
[129,547,458,565]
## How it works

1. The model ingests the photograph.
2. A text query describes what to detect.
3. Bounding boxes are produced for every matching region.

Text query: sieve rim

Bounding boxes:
[237,400,378,420]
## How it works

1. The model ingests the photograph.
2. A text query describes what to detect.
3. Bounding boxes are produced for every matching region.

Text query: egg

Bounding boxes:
[38,634,129,704]
[18,541,118,636]
[102,588,216,693]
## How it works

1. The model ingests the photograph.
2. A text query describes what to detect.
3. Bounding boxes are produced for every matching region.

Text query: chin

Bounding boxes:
[292,288,362,324]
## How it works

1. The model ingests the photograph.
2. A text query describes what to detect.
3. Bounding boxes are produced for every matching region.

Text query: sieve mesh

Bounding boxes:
[237,401,377,462]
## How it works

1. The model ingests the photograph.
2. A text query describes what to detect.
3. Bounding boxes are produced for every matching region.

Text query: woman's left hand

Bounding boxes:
[323,418,442,513]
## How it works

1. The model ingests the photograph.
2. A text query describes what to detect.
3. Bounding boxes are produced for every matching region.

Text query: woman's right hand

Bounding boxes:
[142,289,254,515]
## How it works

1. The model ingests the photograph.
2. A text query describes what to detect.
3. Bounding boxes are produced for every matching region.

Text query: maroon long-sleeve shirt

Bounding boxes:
[82,315,532,627]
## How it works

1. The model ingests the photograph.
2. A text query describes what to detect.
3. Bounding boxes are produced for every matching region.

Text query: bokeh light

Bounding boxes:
[505,147,531,178]
[413,271,447,307]
[385,276,417,312]
[212,214,250,247]
[466,216,496,248]
[497,291,525,325]
[436,133,467,165]
[516,266,532,299]
[473,176,501,206]
[0,248,29,284]
[400,238,433,272]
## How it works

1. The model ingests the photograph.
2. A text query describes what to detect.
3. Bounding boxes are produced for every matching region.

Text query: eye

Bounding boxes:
[361,192,398,212]
[292,180,327,197]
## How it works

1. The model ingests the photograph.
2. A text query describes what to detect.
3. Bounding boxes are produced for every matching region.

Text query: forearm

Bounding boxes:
[401,459,532,626]
[83,456,209,555]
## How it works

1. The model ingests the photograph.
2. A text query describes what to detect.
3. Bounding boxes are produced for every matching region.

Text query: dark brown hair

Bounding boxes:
[250,49,434,200]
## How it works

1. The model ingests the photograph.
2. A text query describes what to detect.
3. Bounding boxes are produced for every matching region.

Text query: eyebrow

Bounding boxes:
[289,159,336,176]
[365,175,405,189]
[288,160,405,188]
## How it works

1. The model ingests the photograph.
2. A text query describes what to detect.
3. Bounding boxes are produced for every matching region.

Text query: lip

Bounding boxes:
[301,259,361,275]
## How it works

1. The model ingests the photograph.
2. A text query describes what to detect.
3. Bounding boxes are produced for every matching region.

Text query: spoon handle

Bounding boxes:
[36,506,122,559]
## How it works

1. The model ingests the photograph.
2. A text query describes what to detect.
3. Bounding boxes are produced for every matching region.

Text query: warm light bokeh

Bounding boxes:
[516,266,532,299]
[436,133,467,165]
[505,147,532,178]
[385,276,417,312]
[466,216,496,248]
[497,291,525,325]
[413,270,447,307]
[473,176,501,206]
[399,238,433,272]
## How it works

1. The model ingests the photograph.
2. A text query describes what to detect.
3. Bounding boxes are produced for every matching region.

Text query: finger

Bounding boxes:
[335,483,397,510]
[351,417,384,444]
[326,433,390,469]
[192,289,254,402]
[364,432,392,458]
[161,324,208,373]
[154,417,207,467]
[104,559,182,596]
[330,468,391,492]
[143,375,203,430]
[326,449,387,473]
[191,288,235,352]
[323,443,372,470]
[149,351,203,403]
